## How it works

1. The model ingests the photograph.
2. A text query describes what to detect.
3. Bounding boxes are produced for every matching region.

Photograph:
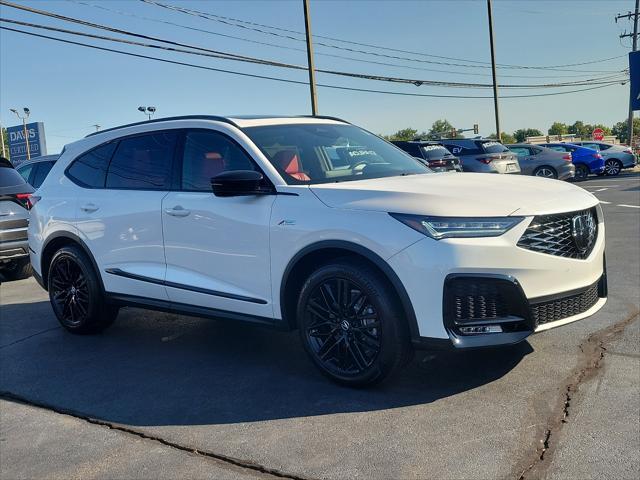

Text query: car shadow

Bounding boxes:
[0,301,533,427]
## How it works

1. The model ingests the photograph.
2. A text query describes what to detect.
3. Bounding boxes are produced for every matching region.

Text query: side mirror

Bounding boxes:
[211,170,272,197]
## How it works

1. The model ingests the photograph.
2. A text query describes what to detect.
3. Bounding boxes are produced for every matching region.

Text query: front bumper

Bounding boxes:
[387,208,606,349]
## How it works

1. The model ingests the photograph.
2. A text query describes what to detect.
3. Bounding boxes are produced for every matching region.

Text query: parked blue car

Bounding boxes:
[539,143,604,180]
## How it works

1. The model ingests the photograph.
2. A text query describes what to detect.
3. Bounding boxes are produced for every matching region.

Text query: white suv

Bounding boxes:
[29,115,607,386]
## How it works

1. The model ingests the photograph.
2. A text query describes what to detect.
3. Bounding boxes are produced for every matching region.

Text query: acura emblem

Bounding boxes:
[571,212,596,253]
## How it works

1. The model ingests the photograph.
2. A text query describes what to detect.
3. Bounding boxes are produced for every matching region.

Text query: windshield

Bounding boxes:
[421,144,451,159]
[243,123,429,184]
[478,141,509,154]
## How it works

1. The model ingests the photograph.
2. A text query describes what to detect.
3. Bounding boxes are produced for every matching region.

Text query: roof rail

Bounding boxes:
[85,115,240,138]
[299,115,350,124]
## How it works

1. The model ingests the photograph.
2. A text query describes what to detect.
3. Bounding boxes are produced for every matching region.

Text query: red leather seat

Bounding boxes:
[274,150,310,181]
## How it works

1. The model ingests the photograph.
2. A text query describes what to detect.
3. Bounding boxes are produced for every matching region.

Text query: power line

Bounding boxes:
[0,25,625,100]
[70,0,620,80]
[0,13,628,90]
[140,0,626,73]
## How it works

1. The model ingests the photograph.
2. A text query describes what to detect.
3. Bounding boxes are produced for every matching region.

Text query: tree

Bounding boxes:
[611,118,640,144]
[488,132,516,144]
[384,127,418,141]
[513,128,543,143]
[548,122,569,136]
[428,119,464,138]
[1,127,9,161]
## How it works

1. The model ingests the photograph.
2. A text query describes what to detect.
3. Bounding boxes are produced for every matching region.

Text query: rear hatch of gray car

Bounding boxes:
[476,140,521,174]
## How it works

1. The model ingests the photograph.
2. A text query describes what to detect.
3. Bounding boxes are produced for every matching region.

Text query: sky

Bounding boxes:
[0,0,634,154]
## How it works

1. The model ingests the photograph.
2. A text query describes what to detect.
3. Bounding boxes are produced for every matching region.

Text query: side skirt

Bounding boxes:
[105,293,291,331]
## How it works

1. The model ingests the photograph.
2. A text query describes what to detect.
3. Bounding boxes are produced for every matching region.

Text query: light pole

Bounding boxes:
[137,106,156,121]
[92,124,101,132]
[0,122,6,158]
[10,107,31,161]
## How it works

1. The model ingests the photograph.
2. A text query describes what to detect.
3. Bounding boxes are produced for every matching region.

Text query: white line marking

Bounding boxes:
[599,200,612,204]
[617,204,640,209]
[583,185,619,188]
[593,188,608,192]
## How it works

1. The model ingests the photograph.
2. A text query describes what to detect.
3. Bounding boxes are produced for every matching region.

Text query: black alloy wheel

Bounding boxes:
[604,159,622,176]
[574,164,589,181]
[48,246,118,333]
[304,277,381,375]
[297,260,411,386]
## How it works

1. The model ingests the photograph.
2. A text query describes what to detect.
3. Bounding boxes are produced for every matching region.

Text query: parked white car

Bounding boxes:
[28,115,607,386]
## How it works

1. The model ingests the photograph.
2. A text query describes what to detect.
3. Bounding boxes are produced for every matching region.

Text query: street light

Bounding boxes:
[9,107,31,161]
[137,106,156,120]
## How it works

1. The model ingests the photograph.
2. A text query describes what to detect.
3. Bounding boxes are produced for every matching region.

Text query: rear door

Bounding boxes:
[161,129,275,319]
[72,131,178,300]
[508,146,534,174]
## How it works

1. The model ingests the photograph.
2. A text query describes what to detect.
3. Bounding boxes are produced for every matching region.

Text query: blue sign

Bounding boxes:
[630,51,640,111]
[6,122,47,167]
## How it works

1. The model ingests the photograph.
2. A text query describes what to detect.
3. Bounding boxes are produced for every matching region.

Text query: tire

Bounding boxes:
[2,258,32,281]
[48,245,118,334]
[296,259,412,387]
[604,159,622,176]
[574,164,589,181]
[533,166,557,179]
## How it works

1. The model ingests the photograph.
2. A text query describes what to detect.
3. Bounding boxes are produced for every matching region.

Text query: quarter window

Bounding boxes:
[67,142,116,188]
[181,130,256,191]
[106,132,177,190]
[32,162,55,188]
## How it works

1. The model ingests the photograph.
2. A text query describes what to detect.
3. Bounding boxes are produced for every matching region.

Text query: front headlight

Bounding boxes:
[390,213,524,239]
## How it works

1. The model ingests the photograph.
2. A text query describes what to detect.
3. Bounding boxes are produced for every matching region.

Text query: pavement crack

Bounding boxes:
[0,326,60,349]
[513,308,639,480]
[0,391,313,480]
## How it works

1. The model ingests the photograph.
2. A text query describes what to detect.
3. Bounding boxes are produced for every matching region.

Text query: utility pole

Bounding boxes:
[617,0,640,146]
[487,0,501,142]
[303,0,318,115]
[10,108,30,161]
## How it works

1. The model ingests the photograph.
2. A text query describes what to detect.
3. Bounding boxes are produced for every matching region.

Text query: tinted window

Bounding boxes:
[0,167,28,187]
[17,163,34,183]
[421,145,450,159]
[478,141,509,154]
[509,147,529,157]
[598,143,612,151]
[32,161,55,188]
[181,131,256,191]
[393,142,421,158]
[546,145,567,153]
[106,132,177,190]
[67,142,116,188]
[582,143,600,151]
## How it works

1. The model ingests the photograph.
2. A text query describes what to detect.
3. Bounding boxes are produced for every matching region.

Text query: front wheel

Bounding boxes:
[297,260,411,387]
[604,159,622,176]
[574,164,589,181]
[48,246,118,334]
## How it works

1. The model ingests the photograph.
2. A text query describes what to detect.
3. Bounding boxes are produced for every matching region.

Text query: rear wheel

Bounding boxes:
[604,159,622,176]
[48,246,118,334]
[574,164,589,181]
[2,258,32,281]
[297,260,411,387]
[533,166,557,179]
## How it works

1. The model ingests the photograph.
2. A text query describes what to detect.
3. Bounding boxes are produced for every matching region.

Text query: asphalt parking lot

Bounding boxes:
[1,173,638,480]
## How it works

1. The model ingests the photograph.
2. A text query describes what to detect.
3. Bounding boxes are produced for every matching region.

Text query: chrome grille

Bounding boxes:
[517,207,598,259]
[531,282,600,325]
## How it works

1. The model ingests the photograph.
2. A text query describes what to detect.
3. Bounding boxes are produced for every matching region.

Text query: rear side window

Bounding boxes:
[106,132,177,190]
[67,142,116,188]
[0,167,28,187]
[421,145,450,159]
[181,130,256,191]
[32,161,55,188]
[17,163,34,183]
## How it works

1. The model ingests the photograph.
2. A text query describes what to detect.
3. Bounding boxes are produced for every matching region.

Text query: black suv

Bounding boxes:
[392,141,462,172]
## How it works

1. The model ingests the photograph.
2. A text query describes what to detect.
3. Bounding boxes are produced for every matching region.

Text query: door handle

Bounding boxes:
[80,203,99,213]
[164,206,190,217]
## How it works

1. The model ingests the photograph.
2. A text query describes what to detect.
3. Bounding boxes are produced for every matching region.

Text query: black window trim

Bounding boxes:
[176,127,272,193]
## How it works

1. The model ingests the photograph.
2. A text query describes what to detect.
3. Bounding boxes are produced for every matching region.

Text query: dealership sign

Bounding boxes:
[630,51,640,111]
[6,122,47,166]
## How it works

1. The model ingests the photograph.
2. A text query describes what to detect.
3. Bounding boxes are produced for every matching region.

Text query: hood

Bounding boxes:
[310,173,598,217]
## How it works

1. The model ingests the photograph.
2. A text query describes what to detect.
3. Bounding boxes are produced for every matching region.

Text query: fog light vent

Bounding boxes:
[459,325,503,335]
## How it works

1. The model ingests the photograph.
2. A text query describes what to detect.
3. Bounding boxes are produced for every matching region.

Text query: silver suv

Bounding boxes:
[440,139,521,174]
[0,158,33,280]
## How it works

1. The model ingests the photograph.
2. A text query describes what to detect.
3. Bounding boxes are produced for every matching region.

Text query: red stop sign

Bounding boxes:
[592,128,604,141]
